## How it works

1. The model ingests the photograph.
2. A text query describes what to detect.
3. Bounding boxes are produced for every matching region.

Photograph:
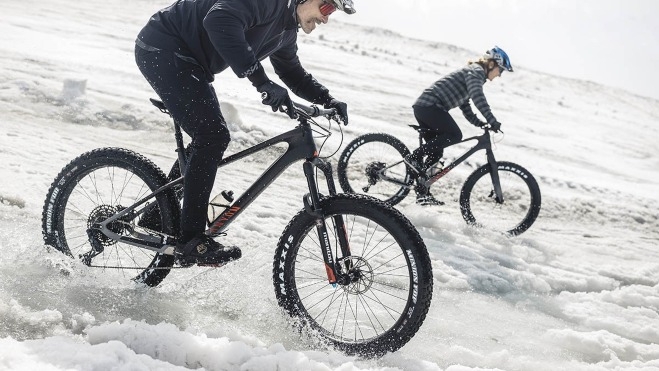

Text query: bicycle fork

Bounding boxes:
[302,159,352,286]
[486,149,505,203]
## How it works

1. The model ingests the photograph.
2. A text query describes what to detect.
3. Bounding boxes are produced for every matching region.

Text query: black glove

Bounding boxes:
[324,98,349,125]
[489,121,502,132]
[256,81,296,119]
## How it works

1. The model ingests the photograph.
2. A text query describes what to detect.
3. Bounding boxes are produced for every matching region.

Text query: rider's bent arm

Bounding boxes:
[459,102,483,126]
[465,68,497,124]
[203,2,276,84]
[270,39,332,104]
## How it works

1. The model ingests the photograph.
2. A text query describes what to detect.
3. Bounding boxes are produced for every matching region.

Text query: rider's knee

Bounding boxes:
[448,131,463,143]
[190,127,231,162]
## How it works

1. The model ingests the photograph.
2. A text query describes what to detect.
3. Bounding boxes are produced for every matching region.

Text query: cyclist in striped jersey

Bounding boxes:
[407,46,513,206]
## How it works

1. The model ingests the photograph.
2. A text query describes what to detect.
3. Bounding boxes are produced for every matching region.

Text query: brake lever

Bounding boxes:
[261,92,299,119]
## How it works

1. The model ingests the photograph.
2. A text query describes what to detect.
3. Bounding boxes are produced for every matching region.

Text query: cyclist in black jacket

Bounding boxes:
[135,0,356,266]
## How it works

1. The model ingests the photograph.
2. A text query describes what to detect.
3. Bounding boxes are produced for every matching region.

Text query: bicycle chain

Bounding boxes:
[86,264,188,270]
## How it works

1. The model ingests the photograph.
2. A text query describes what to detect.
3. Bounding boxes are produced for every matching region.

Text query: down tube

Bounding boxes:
[207,129,314,235]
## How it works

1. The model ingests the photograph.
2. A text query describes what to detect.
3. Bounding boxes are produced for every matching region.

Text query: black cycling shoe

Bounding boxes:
[175,234,242,267]
[416,193,445,206]
[415,183,444,206]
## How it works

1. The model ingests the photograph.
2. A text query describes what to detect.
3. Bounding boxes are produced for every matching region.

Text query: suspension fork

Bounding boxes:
[303,159,352,285]
[486,149,505,203]
[313,158,352,263]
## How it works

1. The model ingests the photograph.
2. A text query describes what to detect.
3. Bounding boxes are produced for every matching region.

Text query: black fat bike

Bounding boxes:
[42,99,433,357]
[337,125,541,236]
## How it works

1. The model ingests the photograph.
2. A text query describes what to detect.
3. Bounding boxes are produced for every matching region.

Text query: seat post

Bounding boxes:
[174,123,187,173]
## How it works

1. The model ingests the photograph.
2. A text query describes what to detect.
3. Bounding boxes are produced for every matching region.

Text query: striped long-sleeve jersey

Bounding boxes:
[414,63,497,126]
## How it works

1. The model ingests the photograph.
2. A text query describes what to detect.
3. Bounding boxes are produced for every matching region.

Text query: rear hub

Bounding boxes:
[365,161,386,185]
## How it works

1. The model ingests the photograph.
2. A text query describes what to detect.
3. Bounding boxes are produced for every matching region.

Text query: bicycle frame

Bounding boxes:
[94,110,350,284]
[424,130,503,199]
[379,130,504,203]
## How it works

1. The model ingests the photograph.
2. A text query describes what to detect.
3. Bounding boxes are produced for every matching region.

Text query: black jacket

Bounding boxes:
[137,0,330,103]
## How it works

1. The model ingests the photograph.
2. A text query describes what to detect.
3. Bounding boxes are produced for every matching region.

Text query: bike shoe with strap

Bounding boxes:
[175,234,242,267]
[416,193,445,206]
[415,183,445,206]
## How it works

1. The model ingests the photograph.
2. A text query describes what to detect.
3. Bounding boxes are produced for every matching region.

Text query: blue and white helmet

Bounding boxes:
[484,46,513,72]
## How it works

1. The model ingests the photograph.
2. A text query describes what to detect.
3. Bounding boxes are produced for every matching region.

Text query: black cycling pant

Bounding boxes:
[135,45,230,241]
[410,105,462,166]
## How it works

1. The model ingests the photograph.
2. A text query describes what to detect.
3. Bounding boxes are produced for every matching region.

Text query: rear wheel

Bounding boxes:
[460,161,541,236]
[337,133,414,205]
[273,194,433,357]
[42,148,180,286]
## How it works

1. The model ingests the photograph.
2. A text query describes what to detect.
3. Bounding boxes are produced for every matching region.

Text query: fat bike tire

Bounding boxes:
[42,147,180,286]
[460,161,541,236]
[273,193,432,357]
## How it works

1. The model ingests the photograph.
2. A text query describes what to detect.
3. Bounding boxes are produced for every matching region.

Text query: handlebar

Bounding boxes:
[479,123,502,134]
[293,102,337,119]
[260,92,338,121]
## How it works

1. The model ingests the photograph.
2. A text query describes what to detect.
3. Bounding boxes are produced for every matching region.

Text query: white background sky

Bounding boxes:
[344,0,659,100]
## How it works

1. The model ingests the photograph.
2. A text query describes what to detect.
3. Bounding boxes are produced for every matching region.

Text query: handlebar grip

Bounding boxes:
[294,103,320,117]
[260,92,335,119]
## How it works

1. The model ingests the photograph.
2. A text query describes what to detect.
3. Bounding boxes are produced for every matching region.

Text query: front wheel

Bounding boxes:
[337,133,414,206]
[460,161,541,236]
[273,194,433,357]
[42,148,180,287]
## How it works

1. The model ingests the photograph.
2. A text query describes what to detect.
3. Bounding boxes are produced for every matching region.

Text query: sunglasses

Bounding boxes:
[320,1,337,16]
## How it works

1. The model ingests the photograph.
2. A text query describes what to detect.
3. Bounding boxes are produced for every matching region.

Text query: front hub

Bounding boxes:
[335,256,374,294]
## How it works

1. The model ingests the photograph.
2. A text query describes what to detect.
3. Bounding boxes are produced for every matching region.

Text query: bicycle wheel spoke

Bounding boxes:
[369,251,404,273]
[361,291,401,322]
[356,291,384,335]
[363,239,398,263]
[295,266,327,281]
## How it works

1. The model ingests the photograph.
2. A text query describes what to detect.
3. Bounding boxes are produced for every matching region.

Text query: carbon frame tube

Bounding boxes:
[423,131,495,188]
[207,123,318,235]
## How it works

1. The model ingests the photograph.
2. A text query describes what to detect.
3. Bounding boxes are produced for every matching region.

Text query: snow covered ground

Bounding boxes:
[1,0,659,370]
